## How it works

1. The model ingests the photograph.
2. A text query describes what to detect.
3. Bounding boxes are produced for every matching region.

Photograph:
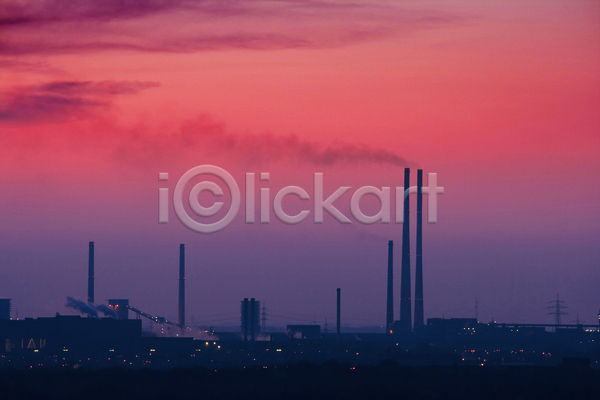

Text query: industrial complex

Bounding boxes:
[1,168,599,370]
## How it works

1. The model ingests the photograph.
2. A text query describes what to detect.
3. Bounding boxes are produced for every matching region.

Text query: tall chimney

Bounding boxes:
[386,240,394,334]
[88,242,94,304]
[414,169,424,330]
[400,168,412,334]
[178,244,185,329]
[336,288,341,341]
[250,298,256,341]
[242,298,249,341]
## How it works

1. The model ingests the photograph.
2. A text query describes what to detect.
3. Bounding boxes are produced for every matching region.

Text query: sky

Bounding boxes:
[0,0,599,330]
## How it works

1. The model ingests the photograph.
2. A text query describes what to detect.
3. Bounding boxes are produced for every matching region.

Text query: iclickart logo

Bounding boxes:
[158,165,444,234]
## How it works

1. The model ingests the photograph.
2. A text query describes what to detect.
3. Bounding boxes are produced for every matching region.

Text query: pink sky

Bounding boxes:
[0,0,599,328]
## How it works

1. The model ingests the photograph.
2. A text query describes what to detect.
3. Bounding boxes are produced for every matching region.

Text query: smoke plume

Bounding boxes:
[66,296,98,318]
[95,304,118,319]
[65,296,117,318]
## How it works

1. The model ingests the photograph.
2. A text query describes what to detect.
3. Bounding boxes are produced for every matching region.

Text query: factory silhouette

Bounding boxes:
[1,168,599,370]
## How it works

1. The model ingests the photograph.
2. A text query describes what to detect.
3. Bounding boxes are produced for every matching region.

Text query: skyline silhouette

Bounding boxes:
[0,0,598,353]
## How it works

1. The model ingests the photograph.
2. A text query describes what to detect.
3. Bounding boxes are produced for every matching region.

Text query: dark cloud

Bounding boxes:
[37,80,159,96]
[0,1,462,55]
[0,80,159,122]
[0,94,103,122]
[0,0,188,26]
[0,1,385,26]
[0,79,410,167]
[0,58,59,72]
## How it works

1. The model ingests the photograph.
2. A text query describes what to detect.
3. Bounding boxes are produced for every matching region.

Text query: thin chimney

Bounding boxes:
[386,240,394,333]
[88,242,94,304]
[414,169,424,329]
[336,288,341,342]
[400,168,412,333]
[178,244,185,329]
[250,298,256,341]
[242,298,249,341]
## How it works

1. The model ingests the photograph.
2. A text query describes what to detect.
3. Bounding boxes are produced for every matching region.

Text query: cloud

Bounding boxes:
[36,80,159,96]
[0,58,59,72]
[0,80,159,122]
[0,0,462,55]
[0,78,411,168]
[0,0,191,26]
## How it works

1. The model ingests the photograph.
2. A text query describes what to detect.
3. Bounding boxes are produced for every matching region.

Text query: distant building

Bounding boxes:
[427,318,479,331]
[287,325,321,339]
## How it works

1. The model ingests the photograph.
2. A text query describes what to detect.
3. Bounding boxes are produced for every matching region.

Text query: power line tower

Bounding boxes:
[475,297,479,322]
[261,302,267,332]
[547,293,568,332]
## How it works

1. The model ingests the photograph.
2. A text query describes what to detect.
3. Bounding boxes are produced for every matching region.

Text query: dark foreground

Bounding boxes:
[1,363,598,400]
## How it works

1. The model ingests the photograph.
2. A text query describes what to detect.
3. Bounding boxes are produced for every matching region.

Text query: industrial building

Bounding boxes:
[1,315,141,354]
[0,299,10,321]
[241,298,260,341]
[108,299,129,320]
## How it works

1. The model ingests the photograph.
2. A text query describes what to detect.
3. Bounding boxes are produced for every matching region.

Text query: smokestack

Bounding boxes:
[336,288,341,341]
[400,168,412,334]
[88,242,94,304]
[178,244,185,329]
[250,298,256,341]
[242,298,249,341]
[386,240,394,334]
[414,169,424,330]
